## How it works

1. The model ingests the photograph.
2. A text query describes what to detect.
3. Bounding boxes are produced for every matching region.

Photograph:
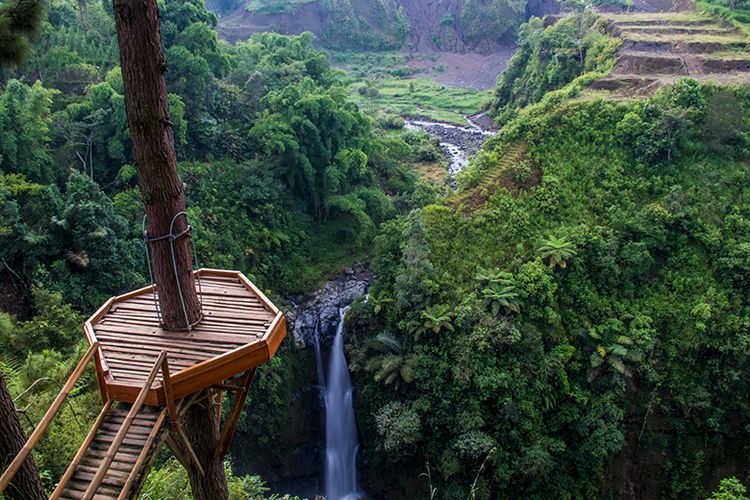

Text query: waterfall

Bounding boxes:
[318,306,359,500]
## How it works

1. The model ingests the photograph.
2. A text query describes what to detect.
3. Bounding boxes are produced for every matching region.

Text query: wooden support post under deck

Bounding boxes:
[82,351,166,500]
[161,355,177,431]
[215,389,223,422]
[165,433,191,471]
[0,342,99,495]
[214,368,256,459]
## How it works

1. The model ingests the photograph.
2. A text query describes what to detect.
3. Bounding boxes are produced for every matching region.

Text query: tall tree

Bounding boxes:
[112,0,201,331]
[111,1,227,498]
[0,375,45,500]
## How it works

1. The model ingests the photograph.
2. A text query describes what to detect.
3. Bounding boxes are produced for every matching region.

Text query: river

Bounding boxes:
[404,113,496,188]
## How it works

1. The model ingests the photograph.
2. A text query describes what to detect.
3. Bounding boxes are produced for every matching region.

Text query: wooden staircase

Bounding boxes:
[55,403,167,500]
[0,270,286,500]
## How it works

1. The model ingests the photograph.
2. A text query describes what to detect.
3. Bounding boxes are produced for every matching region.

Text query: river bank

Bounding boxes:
[405,113,497,188]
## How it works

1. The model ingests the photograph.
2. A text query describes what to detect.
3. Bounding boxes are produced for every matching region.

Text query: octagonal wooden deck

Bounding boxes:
[85,268,286,406]
[0,268,287,499]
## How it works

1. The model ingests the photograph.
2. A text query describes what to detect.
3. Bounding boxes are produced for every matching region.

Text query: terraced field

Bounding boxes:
[591,11,750,96]
[447,143,532,213]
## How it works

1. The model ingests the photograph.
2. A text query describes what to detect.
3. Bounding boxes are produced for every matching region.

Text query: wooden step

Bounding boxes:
[57,402,167,500]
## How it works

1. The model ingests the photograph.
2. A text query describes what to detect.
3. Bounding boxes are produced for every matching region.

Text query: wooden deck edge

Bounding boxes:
[198,268,280,315]
[104,340,270,405]
[264,311,286,359]
[90,269,284,406]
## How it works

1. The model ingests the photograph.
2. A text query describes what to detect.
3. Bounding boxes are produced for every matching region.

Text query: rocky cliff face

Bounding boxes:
[217,0,560,53]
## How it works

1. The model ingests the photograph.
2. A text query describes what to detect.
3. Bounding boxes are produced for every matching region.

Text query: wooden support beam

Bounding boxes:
[213,383,242,392]
[0,342,99,495]
[165,433,191,470]
[160,355,177,431]
[117,408,167,500]
[83,351,166,500]
[214,369,256,459]
[50,400,112,500]
[174,425,204,477]
[215,390,223,422]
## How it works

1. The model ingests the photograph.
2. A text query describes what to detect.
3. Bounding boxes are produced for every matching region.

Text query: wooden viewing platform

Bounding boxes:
[0,269,286,500]
[87,268,286,405]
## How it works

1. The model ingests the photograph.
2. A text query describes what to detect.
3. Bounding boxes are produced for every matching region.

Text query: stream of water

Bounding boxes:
[315,306,359,500]
[404,115,496,189]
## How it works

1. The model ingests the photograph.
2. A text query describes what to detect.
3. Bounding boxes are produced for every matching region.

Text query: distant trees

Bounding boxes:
[482,281,520,315]
[363,332,418,392]
[491,12,621,123]
[0,80,57,183]
[0,0,45,65]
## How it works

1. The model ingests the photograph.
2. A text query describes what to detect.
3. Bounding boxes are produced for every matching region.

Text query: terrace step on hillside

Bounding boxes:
[590,11,750,96]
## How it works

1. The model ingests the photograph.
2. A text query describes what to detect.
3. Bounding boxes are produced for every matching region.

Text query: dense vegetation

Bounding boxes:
[697,0,750,25]
[214,0,530,51]
[0,0,429,494]
[2,0,750,498]
[348,77,750,498]
[491,7,621,124]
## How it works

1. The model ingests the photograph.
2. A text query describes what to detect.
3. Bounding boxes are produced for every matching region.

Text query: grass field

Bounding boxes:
[245,0,316,15]
[348,77,491,125]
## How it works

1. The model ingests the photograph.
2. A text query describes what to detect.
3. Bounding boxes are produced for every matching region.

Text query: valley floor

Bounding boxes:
[401,49,515,90]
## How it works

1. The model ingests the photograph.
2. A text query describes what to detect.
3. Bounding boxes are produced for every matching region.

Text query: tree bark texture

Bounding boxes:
[112,1,228,498]
[112,0,201,331]
[180,392,229,500]
[0,375,45,500]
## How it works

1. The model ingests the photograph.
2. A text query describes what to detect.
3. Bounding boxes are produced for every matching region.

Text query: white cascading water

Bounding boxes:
[317,306,359,500]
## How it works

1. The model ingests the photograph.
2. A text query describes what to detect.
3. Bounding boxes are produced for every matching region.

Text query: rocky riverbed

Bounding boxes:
[405,114,496,188]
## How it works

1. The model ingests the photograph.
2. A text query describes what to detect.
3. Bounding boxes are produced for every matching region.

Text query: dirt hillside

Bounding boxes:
[216,0,560,53]
[591,10,750,96]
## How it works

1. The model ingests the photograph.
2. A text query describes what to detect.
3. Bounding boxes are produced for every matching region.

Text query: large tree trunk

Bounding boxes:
[181,392,229,500]
[0,375,45,500]
[112,0,201,332]
[112,1,227,498]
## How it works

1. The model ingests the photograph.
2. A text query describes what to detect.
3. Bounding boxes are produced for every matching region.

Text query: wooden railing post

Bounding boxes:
[82,351,166,500]
[161,355,204,476]
[161,355,177,431]
[0,342,99,495]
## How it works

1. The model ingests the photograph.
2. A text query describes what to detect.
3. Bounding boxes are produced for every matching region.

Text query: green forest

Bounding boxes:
[0,0,749,498]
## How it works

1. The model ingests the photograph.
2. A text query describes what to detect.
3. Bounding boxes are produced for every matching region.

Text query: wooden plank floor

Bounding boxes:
[58,404,165,500]
[93,275,276,387]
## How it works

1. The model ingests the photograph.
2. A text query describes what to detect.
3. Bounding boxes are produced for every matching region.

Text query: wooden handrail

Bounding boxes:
[117,408,167,500]
[83,351,166,500]
[161,355,204,476]
[0,342,100,495]
[49,400,112,500]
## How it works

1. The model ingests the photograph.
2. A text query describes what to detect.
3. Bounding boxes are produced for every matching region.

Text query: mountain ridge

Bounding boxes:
[215,0,560,53]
